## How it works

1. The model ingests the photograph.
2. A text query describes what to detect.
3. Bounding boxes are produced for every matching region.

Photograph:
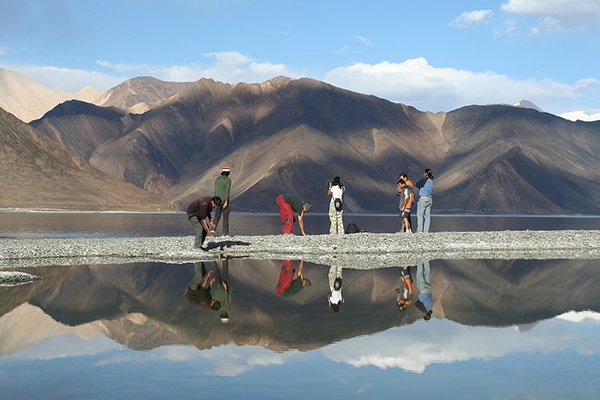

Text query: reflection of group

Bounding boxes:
[185,166,436,245]
[185,260,230,323]
[186,259,434,322]
[395,261,433,320]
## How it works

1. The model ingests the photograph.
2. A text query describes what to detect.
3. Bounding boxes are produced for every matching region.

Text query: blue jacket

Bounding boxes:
[416,177,434,198]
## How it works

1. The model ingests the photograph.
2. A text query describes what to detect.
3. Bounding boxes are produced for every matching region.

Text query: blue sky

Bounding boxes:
[1,0,599,114]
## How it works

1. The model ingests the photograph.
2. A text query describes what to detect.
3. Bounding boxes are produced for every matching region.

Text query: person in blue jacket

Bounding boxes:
[415,169,435,233]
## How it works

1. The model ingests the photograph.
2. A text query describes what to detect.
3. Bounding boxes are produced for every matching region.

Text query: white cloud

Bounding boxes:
[353,35,375,47]
[0,46,7,55]
[450,9,494,29]
[98,51,299,85]
[501,0,600,32]
[323,57,600,112]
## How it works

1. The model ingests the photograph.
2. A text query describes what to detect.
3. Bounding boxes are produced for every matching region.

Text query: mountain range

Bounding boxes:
[2,69,600,213]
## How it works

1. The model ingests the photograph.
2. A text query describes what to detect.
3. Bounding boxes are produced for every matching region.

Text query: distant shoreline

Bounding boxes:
[1,209,599,218]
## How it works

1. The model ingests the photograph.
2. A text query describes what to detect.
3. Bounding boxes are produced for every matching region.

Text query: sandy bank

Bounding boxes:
[1,230,600,271]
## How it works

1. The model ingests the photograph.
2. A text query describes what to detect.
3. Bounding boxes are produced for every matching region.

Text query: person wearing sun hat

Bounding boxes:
[213,166,232,236]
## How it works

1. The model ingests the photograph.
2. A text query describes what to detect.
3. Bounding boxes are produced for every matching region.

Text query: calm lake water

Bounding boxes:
[1,213,600,399]
[1,211,600,237]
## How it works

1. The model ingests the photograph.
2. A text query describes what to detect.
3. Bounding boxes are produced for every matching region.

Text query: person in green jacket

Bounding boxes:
[213,166,232,236]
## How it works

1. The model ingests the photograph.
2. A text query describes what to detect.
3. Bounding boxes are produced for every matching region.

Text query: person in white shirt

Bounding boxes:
[327,176,345,234]
[326,265,344,312]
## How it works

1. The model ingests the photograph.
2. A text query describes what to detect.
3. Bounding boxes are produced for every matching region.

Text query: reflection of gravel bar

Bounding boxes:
[1,230,600,269]
[0,271,42,286]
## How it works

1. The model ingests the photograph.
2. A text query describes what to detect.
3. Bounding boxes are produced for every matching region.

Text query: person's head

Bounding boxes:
[220,313,230,324]
[211,196,222,208]
[399,172,408,180]
[221,166,231,177]
[303,202,312,213]
[423,168,434,179]
[397,179,406,191]
[331,176,342,187]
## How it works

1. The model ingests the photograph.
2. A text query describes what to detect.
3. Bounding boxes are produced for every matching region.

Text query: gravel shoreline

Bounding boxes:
[1,230,600,272]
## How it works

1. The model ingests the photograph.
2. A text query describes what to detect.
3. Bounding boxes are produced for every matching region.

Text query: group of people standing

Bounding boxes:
[397,168,435,233]
[185,166,436,249]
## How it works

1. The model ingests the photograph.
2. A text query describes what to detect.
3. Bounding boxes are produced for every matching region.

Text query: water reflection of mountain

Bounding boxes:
[1,259,600,354]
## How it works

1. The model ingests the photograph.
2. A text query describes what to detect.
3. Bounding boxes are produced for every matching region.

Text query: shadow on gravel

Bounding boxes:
[205,240,251,251]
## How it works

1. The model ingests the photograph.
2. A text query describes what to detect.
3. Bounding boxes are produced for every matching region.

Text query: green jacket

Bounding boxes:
[214,175,231,201]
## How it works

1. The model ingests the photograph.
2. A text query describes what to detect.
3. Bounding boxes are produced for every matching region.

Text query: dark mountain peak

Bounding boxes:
[33,100,126,122]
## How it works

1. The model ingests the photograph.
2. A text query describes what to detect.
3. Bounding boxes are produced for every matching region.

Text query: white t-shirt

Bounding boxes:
[330,288,343,304]
[330,185,344,204]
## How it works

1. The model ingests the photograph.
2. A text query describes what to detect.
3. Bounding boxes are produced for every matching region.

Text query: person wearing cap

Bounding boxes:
[186,195,222,250]
[275,193,312,235]
[213,167,232,236]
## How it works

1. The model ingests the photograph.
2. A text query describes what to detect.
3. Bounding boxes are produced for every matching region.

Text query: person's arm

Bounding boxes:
[327,181,333,197]
[415,177,427,189]
[297,260,305,276]
[201,270,213,288]
[298,214,306,235]
[224,181,231,208]
[201,217,214,236]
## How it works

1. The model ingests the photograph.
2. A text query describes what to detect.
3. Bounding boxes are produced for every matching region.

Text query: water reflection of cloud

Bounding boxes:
[7,334,119,360]
[557,310,600,322]
[322,316,600,373]
[95,345,300,377]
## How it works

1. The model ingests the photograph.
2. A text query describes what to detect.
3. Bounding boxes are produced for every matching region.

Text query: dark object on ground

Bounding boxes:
[345,222,365,234]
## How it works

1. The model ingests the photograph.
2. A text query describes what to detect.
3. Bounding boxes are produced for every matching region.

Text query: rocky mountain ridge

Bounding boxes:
[28,76,600,213]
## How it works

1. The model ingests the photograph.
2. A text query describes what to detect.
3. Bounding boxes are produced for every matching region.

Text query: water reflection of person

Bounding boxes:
[210,258,230,323]
[395,265,413,311]
[415,261,433,320]
[326,265,344,312]
[185,262,220,311]
[276,259,311,297]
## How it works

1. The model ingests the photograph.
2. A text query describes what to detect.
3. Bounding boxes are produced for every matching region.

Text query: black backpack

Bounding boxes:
[345,222,364,234]
[334,198,343,212]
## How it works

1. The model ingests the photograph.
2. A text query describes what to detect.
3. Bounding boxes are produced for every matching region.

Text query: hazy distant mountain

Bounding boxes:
[31,77,600,214]
[0,68,98,122]
[93,76,192,114]
[0,107,173,211]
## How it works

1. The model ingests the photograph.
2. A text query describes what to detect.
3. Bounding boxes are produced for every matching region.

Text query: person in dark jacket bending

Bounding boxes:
[186,196,222,249]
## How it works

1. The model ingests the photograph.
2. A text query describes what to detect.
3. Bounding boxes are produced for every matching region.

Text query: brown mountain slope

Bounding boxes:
[437,105,600,213]
[30,100,135,159]
[0,108,173,211]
